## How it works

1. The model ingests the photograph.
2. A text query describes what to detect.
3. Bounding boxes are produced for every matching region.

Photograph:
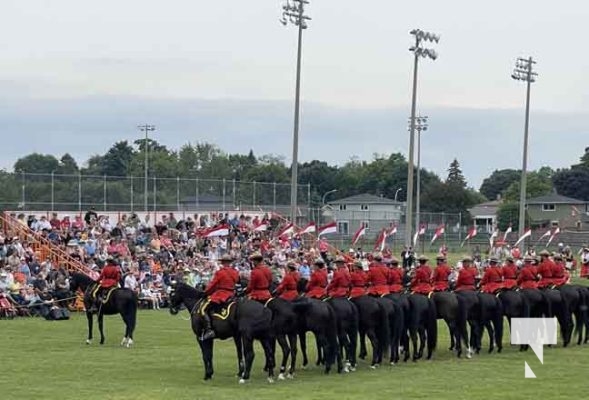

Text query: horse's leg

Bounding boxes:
[260,337,276,383]
[366,329,380,368]
[358,329,368,360]
[199,339,214,380]
[299,331,309,369]
[348,325,358,370]
[234,334,244,378]
[486,321,495,353]
[86,311,93,344]
[98,312,105,345]
[410,327,419,362]
[287,333,298,378]
[417,327,426,359]
[315,334,323,366]
[276,335,290,380]
[240,336,255,383]
[446,320,455,351]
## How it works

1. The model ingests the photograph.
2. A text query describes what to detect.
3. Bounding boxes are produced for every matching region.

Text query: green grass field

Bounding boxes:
[1,305,588,400]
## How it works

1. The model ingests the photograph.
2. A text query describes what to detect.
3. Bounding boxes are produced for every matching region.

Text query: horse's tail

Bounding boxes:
[376,300,390,354]
[426,297,438,353]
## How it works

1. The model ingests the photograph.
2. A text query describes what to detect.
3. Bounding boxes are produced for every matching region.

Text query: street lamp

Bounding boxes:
[405,29,439,246]
[138,124,156,213]
[409,115,428,235]
[511,57,538,249]
[322,189,338,206]
[394,188,403,202]
[280,0,311,224]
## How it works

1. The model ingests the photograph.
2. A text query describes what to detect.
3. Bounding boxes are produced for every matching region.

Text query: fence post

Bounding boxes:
[253,181,256,209]
[153,176,157,212]
[78,173,82,213]
[21,171,25,210]
[232,179,236,208]
[307,183,311,220]
[177,176,180,211]
[51,171,55,212]
[273,182,276,210]
[195,178,199,209]
[222,178,226,211]
[103,175,107,211]
[130,176,134,213]
[458,212,462,245]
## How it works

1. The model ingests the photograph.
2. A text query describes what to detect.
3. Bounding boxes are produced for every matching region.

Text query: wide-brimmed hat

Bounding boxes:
[372,252,383,261]
[553,253,563,260]
[220,254,234,263]
[314,258,326,266]
[249,251,263,261]
[539,249,550,257]
[505,256,514,262]
[417,255,428,262]
[389,257,399,265]
[462,256,473,263]
[436,254,446,261]
[334,255,346,264]
[353,260,364,269]
[489,257,499,264]
[523,255,535,263]
[287,260,297,269]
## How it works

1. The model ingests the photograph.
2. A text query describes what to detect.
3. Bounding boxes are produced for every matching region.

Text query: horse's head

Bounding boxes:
[168,281,203,315]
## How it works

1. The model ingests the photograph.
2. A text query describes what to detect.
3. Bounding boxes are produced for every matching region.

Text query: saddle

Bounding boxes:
[90,285,117,304]
[197,298,235,321]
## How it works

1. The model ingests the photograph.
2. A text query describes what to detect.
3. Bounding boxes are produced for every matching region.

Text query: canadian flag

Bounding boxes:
[388,225,398,235]
[317,222,337,236]
[489,229,499,247]
[418,224,427,235]
[374,229,387,251]
[538,228,552,242]
[351,225,366,246]
[253,223,268,232]
[300,222,316,235]
[513,228,532,248]
[205,224,230,238]
[460,226,478,247]
[277,223,295,238]
[546,227,561,247]
[431,225,445,245]
[503,225,513,242]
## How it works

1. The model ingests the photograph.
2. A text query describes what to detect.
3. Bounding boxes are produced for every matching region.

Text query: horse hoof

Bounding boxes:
[239,379,246,384]
[278,373,285,381]
[86,340,92,345]
[267,377,275,384]
[370,365,377,370]
[121,338,127,346]
[126,339,133,348]
[287,373,294,379]
[349,367,356,372]
[343,367,350,373]
[497,347,502,354]
[301,365,307,371]
[390,362,396,366]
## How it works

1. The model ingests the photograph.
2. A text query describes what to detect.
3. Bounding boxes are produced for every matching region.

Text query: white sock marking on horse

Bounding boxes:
[278,373,285,380]
[126,338,133,348]
[267,377,275,384]
[239,378,246,384]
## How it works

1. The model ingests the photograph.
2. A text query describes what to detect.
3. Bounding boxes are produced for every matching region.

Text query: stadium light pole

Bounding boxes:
[280,0,311,224]
[138,124,156,213]
[409,115,428,236]
[405,29,439,246]
[321,189,338,206]
[511,57,537,249]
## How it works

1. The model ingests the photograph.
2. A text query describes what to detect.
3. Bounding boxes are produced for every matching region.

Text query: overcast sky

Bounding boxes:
[1,0,588,188]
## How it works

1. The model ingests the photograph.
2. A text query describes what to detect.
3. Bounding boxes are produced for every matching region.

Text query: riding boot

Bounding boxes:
[201,309,215,340]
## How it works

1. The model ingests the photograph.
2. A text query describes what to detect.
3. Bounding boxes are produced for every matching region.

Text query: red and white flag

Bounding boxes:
[387,225,398,235]
[413,224,427,246]
[538,228,552,242]
[461,226,478,247]
[513,228,532,248]
[374,229,387,251]
[299,222,316,235]
[489,229,499,247]
[205,224,230,238]
[253,223,268,232]
[503,225,513,242]
[277,223,295,238]
[431,225,445,245]
[351,224,366,246]
[317,222,337,237]
[546,227,561,247]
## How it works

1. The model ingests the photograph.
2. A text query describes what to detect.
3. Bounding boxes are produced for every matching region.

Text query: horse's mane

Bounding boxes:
[176,282,201,297]
[71,272,96,285]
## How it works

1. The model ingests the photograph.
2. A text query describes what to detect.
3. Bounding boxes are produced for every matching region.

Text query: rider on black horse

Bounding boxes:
[480,257,504,294]
[432,254,451,292]
[246,251,273,303]
[201,253,240,340]
[274,261,300,301]
[411,255,434,295]
[89,257,121,313]
[326,256,351,299]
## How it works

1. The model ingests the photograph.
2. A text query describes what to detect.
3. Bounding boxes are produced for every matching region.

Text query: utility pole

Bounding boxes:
[138,124,156,213]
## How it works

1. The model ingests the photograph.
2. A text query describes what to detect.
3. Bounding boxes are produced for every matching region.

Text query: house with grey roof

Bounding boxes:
[326,193,403,237]
[468,200,501,233]
[526,193,588,229]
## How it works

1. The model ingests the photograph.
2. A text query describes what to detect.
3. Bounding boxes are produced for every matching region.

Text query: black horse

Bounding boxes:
[405,294,437,361]
[455,290,480,358]
[168,282,276,383]
[69,272,137,347]
[352,295,390,367]
[431,291,464,357]
[296,297,340,374]
[477,292,504,354]
[327,297,359,372]
[264,297,302,379]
